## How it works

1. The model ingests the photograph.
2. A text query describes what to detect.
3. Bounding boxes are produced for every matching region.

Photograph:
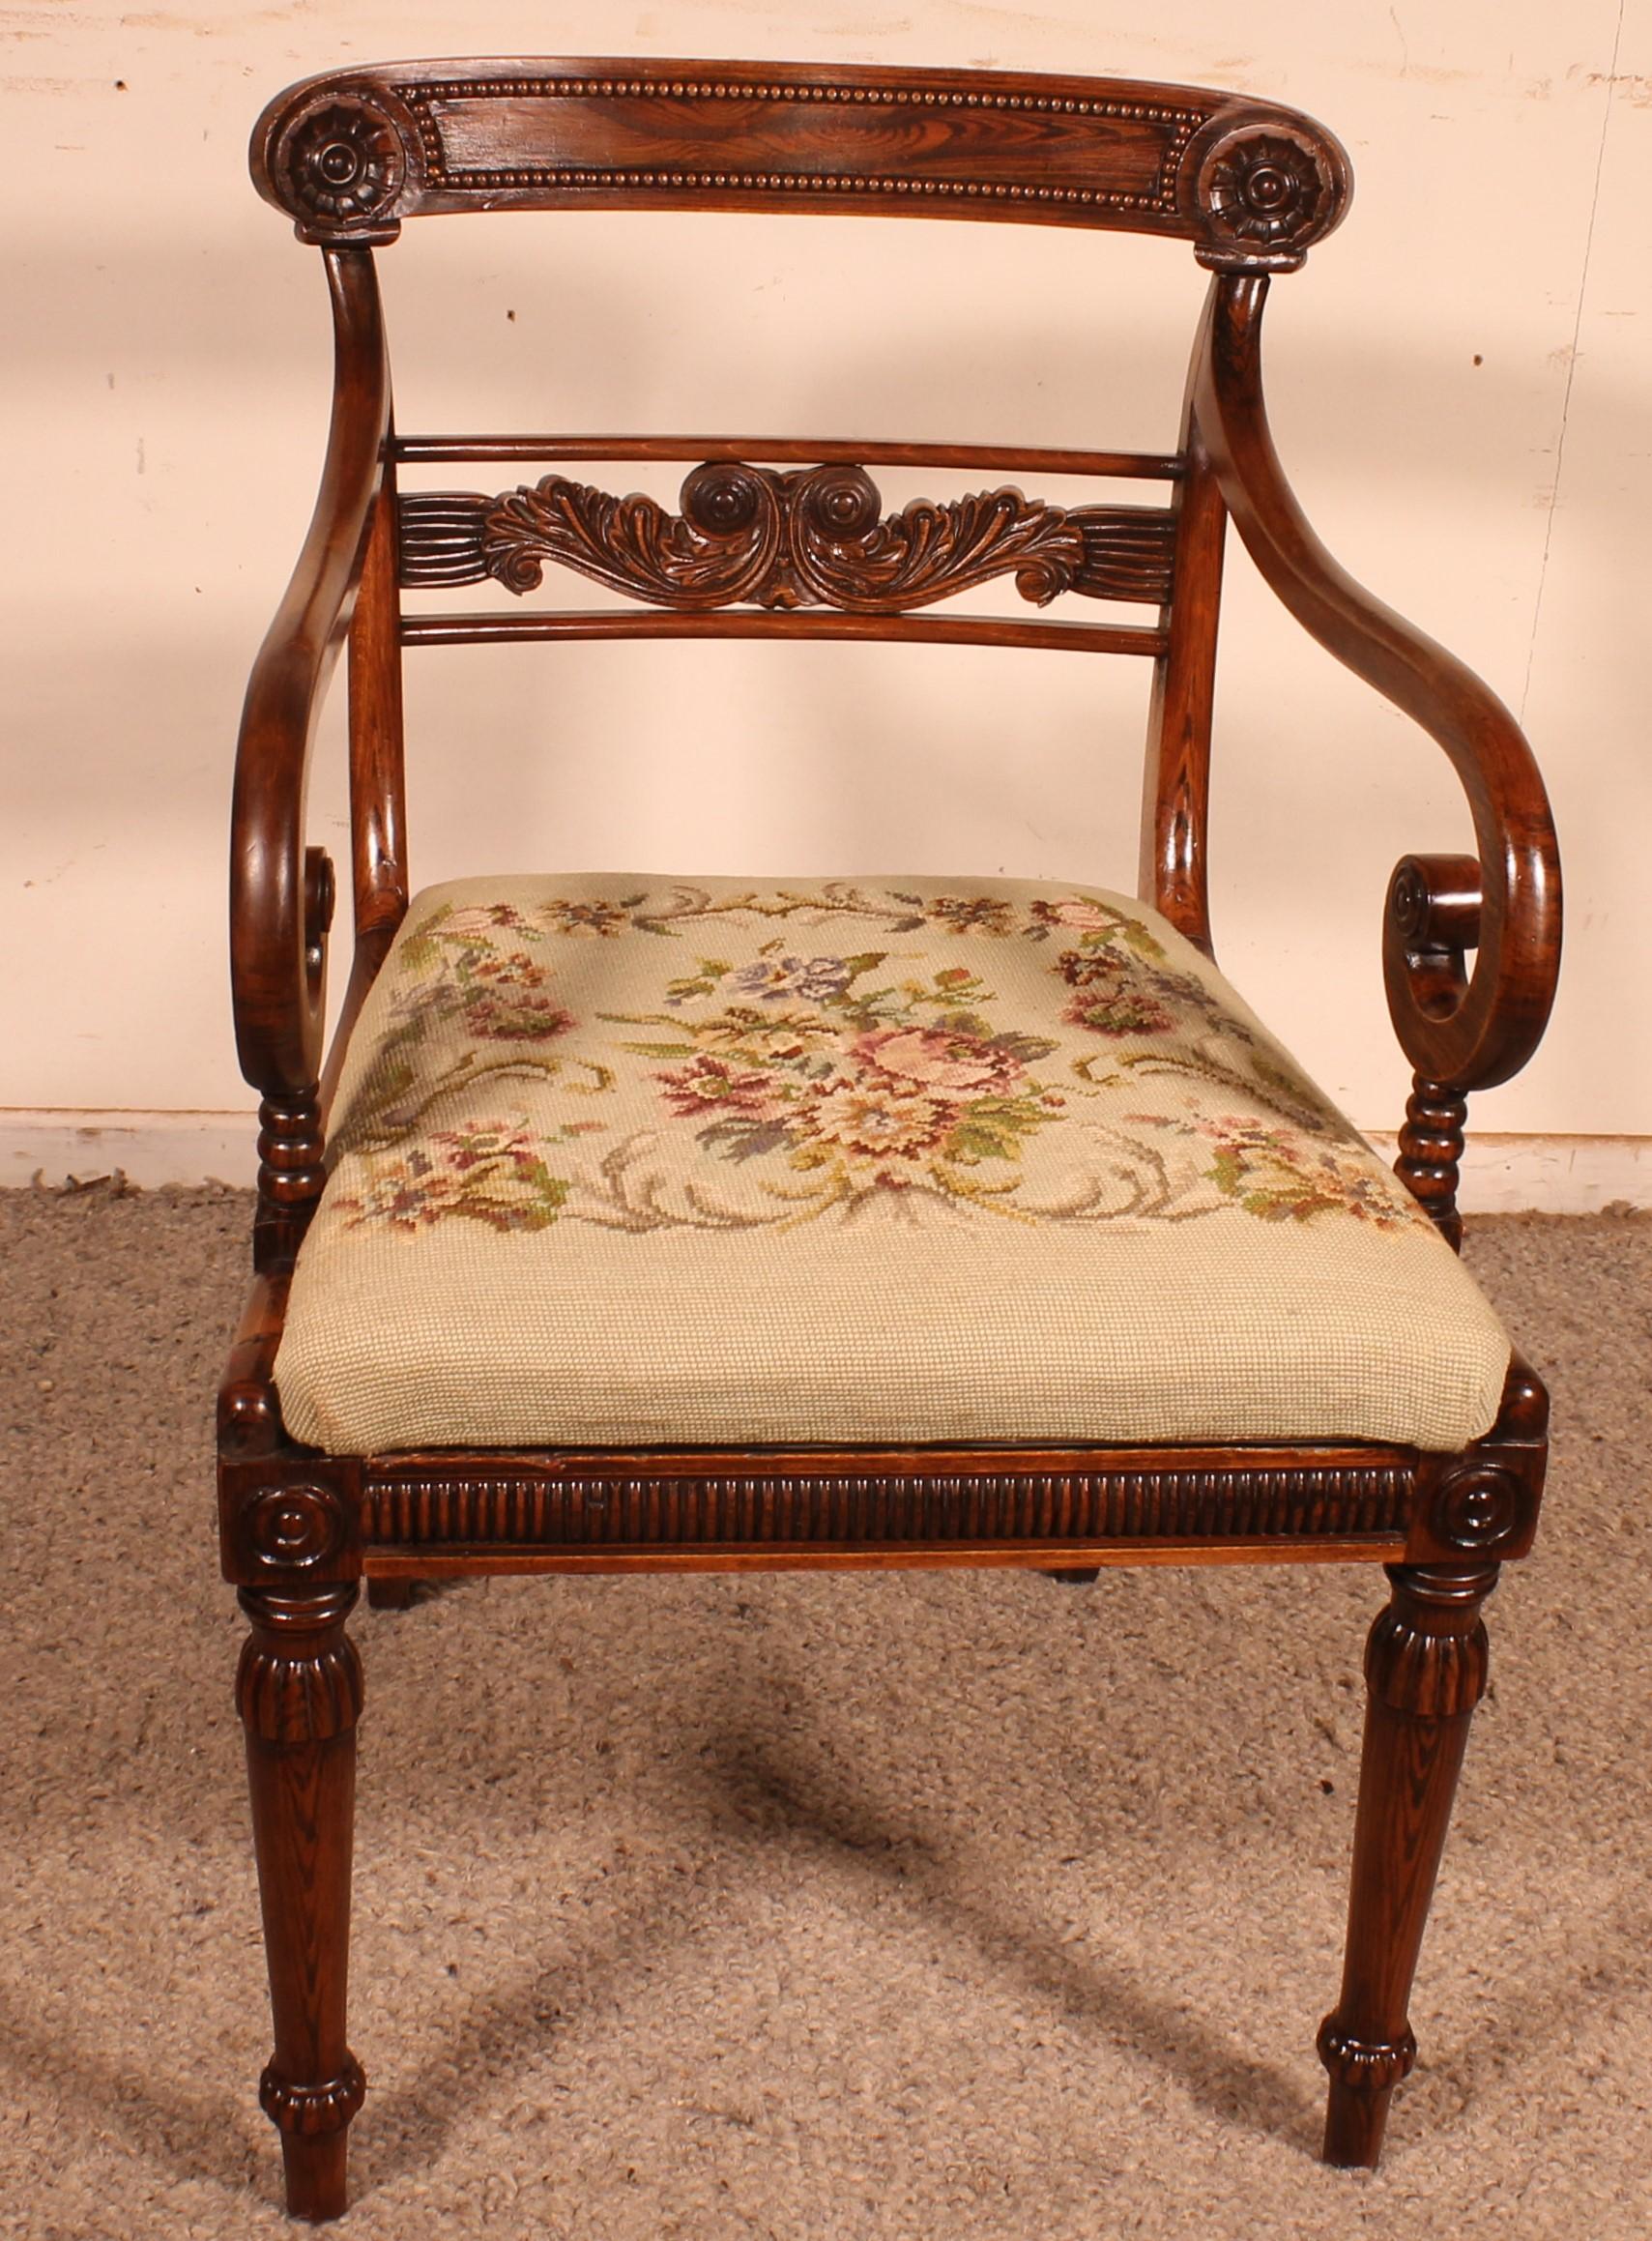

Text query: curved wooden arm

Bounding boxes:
[230,246,390,1096]
[1195,273,1560,1092]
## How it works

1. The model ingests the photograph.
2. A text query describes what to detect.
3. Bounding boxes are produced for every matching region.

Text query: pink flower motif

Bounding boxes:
[337,1156,466,1232]
[854,1027,1021,1094]
[474,949,549,988]
[536,899,628,938]
[463,991,576,1041]
[656,1055,775,1119]
[432,904,532,941]
[1063,986,1176,1038]
[427,1120,541,1175]
[801,1075,954,1166]
[1032,896,1120,933]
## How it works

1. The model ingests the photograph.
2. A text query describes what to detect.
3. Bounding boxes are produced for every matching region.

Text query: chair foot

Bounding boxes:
[1042,1566,1101,1585]
[367,1577,417,1611]
[1318,2023,1416,2166]
[275,2124,351,2224]
[1317,1561,1496,2168]
[238,1583,365,2222]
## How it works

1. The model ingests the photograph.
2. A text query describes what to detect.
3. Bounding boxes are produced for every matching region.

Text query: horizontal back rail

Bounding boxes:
[252,57,1350,271]
[395,460,1179,610]
[392,434,1186,478]
[398,608,1167,655]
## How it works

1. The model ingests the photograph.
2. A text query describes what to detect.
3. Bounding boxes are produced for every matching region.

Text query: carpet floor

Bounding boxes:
[0,1187,1648,2239]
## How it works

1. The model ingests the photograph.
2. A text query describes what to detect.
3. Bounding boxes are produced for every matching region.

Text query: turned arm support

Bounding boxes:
[231,247,391,1103]
[1195,273,1561,1096]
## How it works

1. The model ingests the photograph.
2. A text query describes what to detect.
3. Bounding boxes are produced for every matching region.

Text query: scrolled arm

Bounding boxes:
[230,246,390,1097]
[1195,273,1560,1092]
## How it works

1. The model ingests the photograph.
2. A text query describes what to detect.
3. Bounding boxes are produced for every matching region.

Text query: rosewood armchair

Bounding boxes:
[221,58,1561,2222]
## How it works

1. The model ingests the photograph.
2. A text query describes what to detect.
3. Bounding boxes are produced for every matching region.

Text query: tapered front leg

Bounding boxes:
[1319,1561,1497,2167]
[237,1584,365,2222]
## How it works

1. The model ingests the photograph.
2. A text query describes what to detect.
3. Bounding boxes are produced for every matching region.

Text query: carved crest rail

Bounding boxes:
[397,460,1179,611]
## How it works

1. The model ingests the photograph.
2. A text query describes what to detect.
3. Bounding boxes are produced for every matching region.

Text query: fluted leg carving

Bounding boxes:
[1319,1561,1496,2168]
[237,1585,364,2222]
[1395,1076,1467,1251]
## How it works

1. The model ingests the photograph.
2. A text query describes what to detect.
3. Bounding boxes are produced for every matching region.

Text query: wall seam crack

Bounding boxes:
[1519,0,1626,723]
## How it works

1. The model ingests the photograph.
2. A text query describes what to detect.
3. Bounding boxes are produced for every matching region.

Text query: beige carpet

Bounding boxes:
[1,1186,1648,2239]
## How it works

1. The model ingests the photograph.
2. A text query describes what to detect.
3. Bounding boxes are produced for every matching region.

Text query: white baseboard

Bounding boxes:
[1360,1133,1651,1215]
[2,1111,1649,1212]
[0,1110,258,1189]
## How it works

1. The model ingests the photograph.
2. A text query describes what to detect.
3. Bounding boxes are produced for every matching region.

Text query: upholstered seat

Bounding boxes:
[276,872,1509,1454]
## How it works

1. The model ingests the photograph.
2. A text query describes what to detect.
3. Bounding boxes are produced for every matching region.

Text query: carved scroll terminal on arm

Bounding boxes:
[1195,272,1560,1093]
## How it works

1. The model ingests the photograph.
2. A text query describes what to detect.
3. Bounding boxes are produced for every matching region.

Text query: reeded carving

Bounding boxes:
[276,93,406,233]
[399,465,1178,612]
[1317,2021,1417,2095]
[261,2053,367,2139]
[237,1585,363,1745]
[362,1461,1413,1551]
[1193,120,1346,271]
[1365,1563,1495,1721]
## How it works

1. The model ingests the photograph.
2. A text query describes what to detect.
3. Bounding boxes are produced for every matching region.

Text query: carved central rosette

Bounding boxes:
[477,459,1094,613]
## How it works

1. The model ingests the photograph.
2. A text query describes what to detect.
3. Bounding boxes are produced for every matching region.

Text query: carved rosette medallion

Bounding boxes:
[1387,859,1434,947]
[272,91,408,237]
[1192,121,1345,270]
[1430,1462,1522,1555]
[248,1483,348,1574]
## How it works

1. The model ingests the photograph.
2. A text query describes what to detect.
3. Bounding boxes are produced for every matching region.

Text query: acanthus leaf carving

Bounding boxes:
[413,460,1174,613]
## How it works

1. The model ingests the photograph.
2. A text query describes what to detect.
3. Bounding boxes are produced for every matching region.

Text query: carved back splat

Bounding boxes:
[397,463,1179,613]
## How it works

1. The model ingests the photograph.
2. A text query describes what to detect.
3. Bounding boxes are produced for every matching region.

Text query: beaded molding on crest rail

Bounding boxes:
[255,68,1350,269]
[404,74,1204,218]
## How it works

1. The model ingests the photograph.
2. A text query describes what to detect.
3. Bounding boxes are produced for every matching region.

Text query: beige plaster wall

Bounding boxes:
[3,1,1648,1175]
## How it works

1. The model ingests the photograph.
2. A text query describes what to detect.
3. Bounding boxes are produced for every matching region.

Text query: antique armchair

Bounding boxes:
[221,58,1561,2222]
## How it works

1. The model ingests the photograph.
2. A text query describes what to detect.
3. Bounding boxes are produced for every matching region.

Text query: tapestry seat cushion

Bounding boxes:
[274,873,1511,1454]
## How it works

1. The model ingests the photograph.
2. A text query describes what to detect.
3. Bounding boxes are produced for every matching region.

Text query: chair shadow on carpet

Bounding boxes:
[356,1715,1325,2191]
[692,1728,1326,2149]
[0,1980,264,2196]
[349,1646,1652,2208]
